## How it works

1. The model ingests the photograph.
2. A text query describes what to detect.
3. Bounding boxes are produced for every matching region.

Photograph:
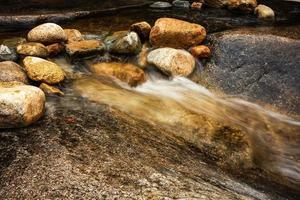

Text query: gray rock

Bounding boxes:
[172,0,190,8]
[0,85,45,128]
[150,1,172,8]
[0,45,18,62]
[191,29,300,115]
[0,61,28,84]
[105,31,142,55]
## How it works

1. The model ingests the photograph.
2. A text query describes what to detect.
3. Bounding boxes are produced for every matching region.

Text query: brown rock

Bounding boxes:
[39,83,64,96]
[64,29,83,43]
[130,21,152,42]
[189,45,211,58]
[0,61,28,84]
[23,56,65,84]
[227,0,257,13]
[191,2,203,10]
[150,18,206,49]
[47,43,65,57]
[17,42,49,57]
[66,40,105,58]
[89,62,146,86]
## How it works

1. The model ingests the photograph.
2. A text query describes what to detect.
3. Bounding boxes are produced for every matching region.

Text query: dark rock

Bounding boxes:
[191,29,300,115]
[172,0,190,8]
[150,1,173,8]
[0,45,18,62]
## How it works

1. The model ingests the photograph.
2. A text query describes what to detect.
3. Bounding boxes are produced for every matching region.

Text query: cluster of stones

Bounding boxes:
[0,18,211,128]
[151,0,275,21]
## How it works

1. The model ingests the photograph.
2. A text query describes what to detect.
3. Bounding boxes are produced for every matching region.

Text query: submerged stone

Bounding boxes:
[89,62,146,86]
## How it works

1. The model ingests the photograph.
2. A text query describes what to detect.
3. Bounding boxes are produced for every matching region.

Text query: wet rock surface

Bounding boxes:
[0,97,295,199]
[191,28,300,115]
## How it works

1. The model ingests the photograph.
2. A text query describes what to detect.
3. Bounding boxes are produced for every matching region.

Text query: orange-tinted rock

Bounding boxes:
[64,29,83,43]
[66,40,105,58]
[90,62,146,86]
[47,43,65,57]
[189,45,211,58]
[191,2,203,10]
[150,18,206,49]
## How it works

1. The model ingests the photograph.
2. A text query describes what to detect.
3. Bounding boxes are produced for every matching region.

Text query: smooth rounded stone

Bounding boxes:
[147,48,195,77]
[39,83,64,96]
[64,29,83,43]
[254,4,275,22]
[130,21,152,42]
[150,1,172,8]
[0,45,18,62]
[106,31,142,54]
[66,40,105,58]
[23,56,65,84]
[227,0,257,13]
[191,2,203,10]
[0,85,45,128]
[191,29,300,115]
[150,18,206,49]
[189,45,211,58]
[17,42,49,57]
[89,62,146,86]
[47,43,65,57]
[172,0,190,8]
[27,23,67,44]
[0,61,28,84]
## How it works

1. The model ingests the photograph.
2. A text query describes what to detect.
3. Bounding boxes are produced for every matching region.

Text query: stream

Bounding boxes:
[0,1,300,199]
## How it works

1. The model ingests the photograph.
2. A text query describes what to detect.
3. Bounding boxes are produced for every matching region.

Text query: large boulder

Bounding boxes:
[23,56,65,84]
[89,62,146,86]
[0,85,45,128]
[149,18,206,49]
[191,29,300,115]
[27,23,67,44]
[106,31,142,54]
[66,40,105,58]
[147,48,195,77]
[0,61,28,83]
[17,42,49,57]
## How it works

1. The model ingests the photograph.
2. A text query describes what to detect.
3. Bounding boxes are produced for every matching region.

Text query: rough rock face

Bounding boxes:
[106,31,142,54]
[17,42,49,57]
[66,40,105,58]
[27,23,67,44]
[23,56,65,84]
[89,62,146,86]
[147,48,195,77]
[0,85,45,128]
[150,18,206,49]
[191,30,300,115]
[0,61,28,83]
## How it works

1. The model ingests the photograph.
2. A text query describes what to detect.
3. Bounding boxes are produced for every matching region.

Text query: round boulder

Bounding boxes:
[150,18,206,49]
[0,85,45,128]
[0,61,28,83]
[27,23,67,44]
[147,48,195,77]
[106,31,142,54]
[23,56,65,84]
